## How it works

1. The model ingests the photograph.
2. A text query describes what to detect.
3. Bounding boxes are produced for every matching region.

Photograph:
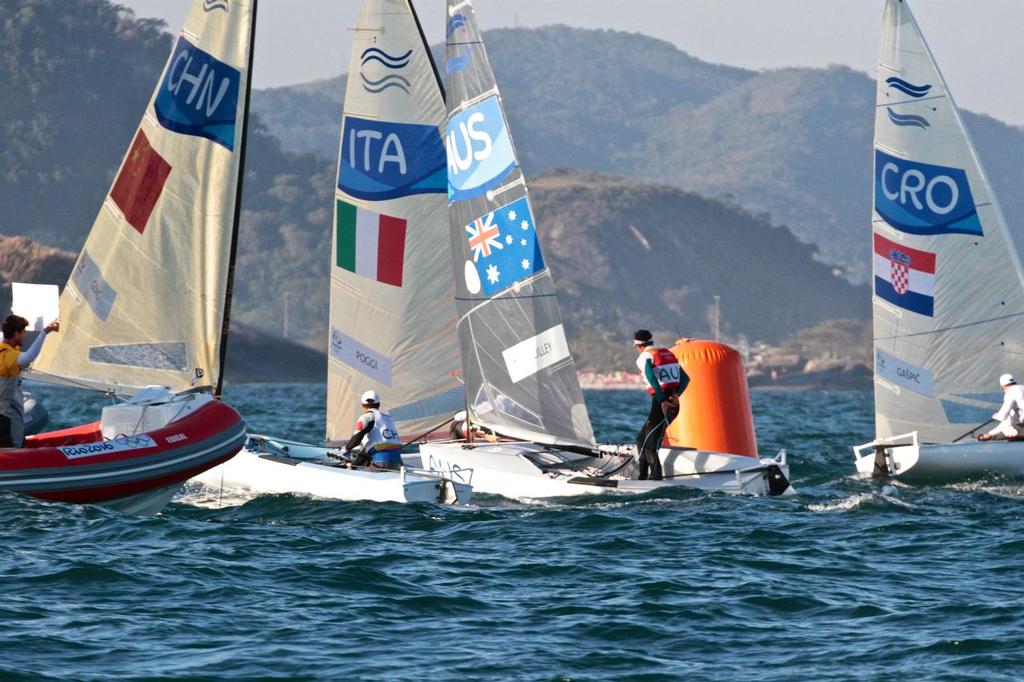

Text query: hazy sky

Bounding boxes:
[122,0,1024,127]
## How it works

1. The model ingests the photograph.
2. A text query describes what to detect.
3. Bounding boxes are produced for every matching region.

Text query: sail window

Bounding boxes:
[89,342,188,372]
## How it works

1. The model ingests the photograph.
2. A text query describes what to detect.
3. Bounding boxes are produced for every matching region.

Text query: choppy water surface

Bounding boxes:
[4,384,1024,680]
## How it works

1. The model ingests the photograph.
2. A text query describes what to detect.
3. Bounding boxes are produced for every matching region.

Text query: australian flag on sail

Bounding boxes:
[873,233,936,317]
[465,196,545,298]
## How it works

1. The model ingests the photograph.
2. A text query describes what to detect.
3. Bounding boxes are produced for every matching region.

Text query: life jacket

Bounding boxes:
[356,408,402,466]
[0,343,23,419]
[641,347,682,395]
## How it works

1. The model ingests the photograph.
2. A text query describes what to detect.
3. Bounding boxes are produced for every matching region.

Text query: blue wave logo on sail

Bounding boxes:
[360,48,412,94]
[887,107,930,129]
[338,116,446,200]
[361,73,410,95]
[447,96,518,202]
[886,77,932,98]
[874,149,982,236]
[446,14,473,74]
[202,0,228,12]
[154,37,240,151]
[362,48,411,69]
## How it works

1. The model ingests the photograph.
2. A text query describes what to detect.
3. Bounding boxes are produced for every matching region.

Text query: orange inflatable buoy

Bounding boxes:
[663,339,758,458]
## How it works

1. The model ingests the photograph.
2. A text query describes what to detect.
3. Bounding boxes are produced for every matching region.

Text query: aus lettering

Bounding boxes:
[426,455,469,484]
[446,111,493,175]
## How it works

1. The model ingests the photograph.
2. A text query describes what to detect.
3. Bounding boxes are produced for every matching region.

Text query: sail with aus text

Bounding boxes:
[444,0,595,448]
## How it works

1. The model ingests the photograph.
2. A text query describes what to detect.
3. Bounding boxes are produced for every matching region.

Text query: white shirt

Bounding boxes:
[993,384,1024,424]
[355,408,401,453]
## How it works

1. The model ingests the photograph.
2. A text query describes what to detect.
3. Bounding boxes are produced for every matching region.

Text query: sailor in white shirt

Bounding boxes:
[977,373,1024,441]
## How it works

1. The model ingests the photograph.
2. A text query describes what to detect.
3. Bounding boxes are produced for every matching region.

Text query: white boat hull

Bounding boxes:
[412,441,793,500]
[192,436,472,505]
[855,432,1024,481]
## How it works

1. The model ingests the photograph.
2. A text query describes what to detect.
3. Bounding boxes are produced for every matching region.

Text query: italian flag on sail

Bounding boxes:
[335,200,407,287]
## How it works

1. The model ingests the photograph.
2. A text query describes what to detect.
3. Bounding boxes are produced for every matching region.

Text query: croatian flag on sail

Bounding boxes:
[873,233,935,316]
[335,200,407,287]
[465,196,545,297]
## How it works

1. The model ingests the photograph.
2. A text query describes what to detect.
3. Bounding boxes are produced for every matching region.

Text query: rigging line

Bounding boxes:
[873,311,1024,341]
[453,269,556,326]
[874,93,947,107]
[455,293,558,302]
[25,370,118,395]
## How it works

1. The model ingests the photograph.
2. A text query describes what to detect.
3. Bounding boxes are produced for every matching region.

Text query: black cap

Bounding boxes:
[633,329,653,345]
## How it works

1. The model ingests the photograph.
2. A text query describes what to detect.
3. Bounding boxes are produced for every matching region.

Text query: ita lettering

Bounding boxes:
[874,149,982,236]
[338,116,446,200]
[154,37,240,150]
[446,96,518,201]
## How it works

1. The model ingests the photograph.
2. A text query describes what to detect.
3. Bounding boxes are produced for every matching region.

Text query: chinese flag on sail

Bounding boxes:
[110,130,172,234]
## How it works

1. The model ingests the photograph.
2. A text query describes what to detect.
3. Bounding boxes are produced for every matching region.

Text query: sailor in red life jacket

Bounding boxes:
[633,329,689,480]
[339,390,403,470]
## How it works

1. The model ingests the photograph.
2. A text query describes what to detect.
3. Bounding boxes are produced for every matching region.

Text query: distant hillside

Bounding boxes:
[0,1,877,376]
[252,26,1024,284]
[0,234,324,383]
[531,169,868,367]
[0,0,333,356]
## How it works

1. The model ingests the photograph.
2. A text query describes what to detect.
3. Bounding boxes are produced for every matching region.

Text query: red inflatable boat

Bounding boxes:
[0,395,245,514]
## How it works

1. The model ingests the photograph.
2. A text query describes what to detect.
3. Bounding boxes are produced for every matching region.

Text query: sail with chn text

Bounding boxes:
[30,0,255,395]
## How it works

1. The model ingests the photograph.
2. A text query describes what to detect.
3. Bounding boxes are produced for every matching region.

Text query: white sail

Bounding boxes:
[872,0,1024,442]
[31,0,256,396]
[326,0,462,443]
[443,0,595,448]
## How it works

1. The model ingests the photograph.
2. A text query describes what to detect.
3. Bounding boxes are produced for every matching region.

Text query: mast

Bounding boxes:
[409,0,445,100]
[215,0,259,398]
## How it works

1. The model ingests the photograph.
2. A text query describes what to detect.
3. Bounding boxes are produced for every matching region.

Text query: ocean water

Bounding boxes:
[3,384,1024,681]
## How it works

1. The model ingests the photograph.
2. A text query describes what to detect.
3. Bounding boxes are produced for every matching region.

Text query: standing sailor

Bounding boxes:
[633,330,688,480]
[0,314,59,448]
[340,390,403,469]
[977,374,1024,441]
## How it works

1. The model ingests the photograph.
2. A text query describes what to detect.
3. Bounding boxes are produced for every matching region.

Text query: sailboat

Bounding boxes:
[1,0,257,514]
[853,0,1024,480]
[191,0,472,505]
[413,0,792,499]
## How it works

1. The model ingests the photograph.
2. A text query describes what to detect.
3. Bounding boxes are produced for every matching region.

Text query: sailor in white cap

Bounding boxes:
[977,374,1024,441]
[338,389,403,468]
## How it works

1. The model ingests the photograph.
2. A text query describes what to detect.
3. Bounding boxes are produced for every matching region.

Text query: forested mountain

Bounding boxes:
[1,1,868,371]
[529,170,868,368]
[252,26,1024,285]
[0,236,324,383]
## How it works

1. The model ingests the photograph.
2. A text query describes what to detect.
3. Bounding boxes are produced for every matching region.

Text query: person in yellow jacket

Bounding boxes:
[633,329,688,480]
[0,314,59,448]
